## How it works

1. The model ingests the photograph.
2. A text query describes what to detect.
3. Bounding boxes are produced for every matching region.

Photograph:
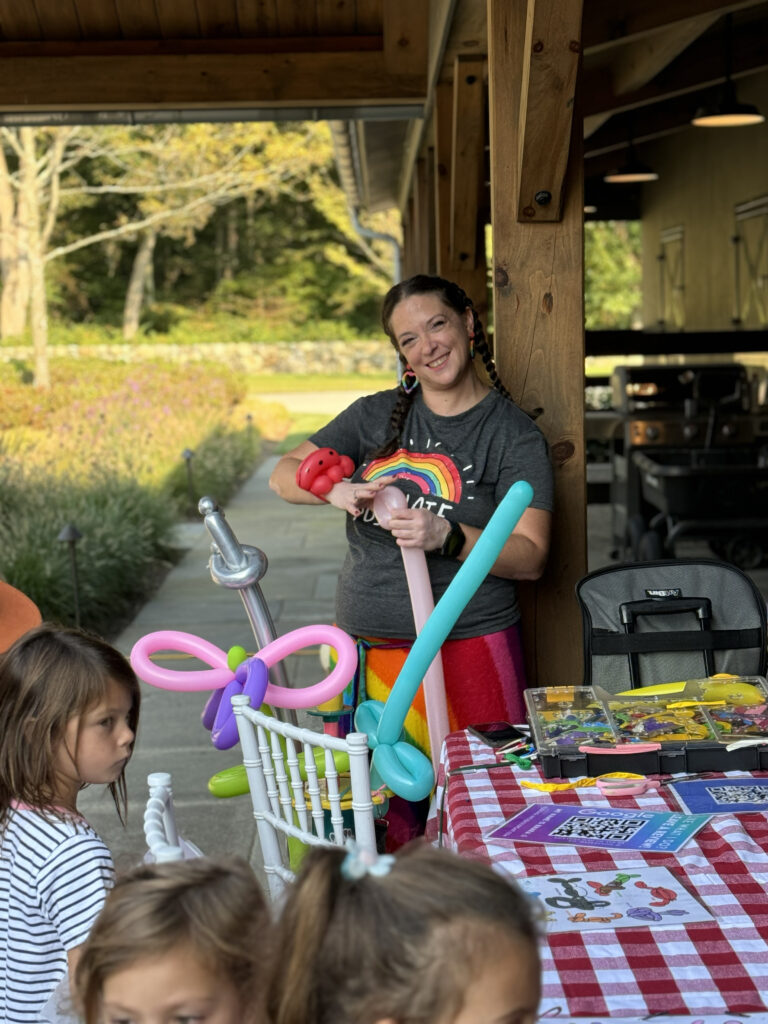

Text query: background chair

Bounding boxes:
[232,693,378,900]
[143,771,203,863]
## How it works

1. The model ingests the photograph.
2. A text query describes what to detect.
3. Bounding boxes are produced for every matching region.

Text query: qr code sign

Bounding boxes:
[707,784,768,804]
[550,814,647,842]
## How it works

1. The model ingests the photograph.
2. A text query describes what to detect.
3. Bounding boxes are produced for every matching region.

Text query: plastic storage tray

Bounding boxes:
[525,677,768,779]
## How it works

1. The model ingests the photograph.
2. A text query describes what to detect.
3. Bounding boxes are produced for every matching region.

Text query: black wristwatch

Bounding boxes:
[440,519,466,558]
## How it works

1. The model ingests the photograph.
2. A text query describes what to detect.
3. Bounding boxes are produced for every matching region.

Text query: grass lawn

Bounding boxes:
[246,372,394,393]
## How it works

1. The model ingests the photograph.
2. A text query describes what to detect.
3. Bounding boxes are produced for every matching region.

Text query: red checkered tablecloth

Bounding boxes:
[425,729,768,1020]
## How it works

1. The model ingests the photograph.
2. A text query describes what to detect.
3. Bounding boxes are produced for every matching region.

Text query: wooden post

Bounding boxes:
[487,0,586,686]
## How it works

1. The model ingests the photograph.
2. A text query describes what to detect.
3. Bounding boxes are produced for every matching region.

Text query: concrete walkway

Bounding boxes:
[79,455,349,873]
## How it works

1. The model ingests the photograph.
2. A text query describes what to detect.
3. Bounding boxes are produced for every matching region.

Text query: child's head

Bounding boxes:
[268,842,541,1024]
[75,856,271,1024]
[0,624,140,822]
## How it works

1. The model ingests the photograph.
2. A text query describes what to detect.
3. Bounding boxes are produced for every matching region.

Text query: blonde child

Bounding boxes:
[267,841,541,1024]
[75,856,271,1024]
[0,624,140,1023]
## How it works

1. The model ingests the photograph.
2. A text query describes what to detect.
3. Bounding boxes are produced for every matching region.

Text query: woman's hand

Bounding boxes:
[387,507,451,551]
[327,476,399,517]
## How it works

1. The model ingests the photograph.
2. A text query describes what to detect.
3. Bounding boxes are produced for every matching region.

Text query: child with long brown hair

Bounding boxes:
[267,841,541,1024]
[0,624,140,1023]
[75,856,271,1024]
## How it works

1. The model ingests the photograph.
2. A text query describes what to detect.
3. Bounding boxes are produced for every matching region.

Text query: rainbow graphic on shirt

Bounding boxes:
[361,449,463,503]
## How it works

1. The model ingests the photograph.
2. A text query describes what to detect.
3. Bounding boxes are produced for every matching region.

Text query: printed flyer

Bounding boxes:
[518,866,712,932]
[487,803,711,853]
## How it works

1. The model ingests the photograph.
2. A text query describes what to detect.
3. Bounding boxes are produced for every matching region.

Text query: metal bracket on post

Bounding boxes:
[198,496,298,726]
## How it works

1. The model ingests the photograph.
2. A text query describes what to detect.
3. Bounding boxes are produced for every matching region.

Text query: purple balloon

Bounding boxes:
[210,658,269,750]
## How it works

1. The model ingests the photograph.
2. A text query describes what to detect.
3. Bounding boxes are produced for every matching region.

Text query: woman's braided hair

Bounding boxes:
[373,274,513,458]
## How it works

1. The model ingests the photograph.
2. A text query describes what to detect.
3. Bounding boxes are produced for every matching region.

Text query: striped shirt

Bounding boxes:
[0,807,114,1023]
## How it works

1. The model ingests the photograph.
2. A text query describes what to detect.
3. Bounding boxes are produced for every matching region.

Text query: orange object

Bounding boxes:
[0,581,42,652]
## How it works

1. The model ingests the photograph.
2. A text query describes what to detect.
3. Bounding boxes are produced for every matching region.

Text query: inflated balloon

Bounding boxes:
[356,480,535,800]
[373,485,448,771]
[130,624,357,706]
[296,447,355,498]
[210,657,269,749]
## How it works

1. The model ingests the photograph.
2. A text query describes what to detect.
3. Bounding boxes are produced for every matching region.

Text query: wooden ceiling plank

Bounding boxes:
[583,0,764,53]
[316,0,357,35]
[382,0,428,77]
[450,54,484,271]
[154,0,201,39]
[582,16,768,121]
[31,0,81,41]
[0,50,426,107]
[517,0,583,223]
[114,0,162,39]
[611,13,720,95]
[73,0,122,39]
[0,0,43,41]
[235,0,279,35]
[275,0,317,35]
[195,0,240,38]
[355,0,382,35]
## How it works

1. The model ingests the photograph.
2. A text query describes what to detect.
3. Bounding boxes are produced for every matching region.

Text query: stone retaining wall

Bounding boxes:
[0,340,396,375]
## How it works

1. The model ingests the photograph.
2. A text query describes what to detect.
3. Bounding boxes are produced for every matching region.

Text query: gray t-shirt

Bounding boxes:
[311,387,553,640]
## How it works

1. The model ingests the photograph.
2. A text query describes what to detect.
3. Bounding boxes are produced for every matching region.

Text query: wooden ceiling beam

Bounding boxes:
[0,50,427,108]
[383,0,428,76]
[516,0,583,223]
[610,13,720,96]
[582,16,768,123]
[582,0,764,53]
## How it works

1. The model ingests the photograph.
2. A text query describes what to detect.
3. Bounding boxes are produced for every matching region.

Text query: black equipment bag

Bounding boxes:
[576,559,768,693]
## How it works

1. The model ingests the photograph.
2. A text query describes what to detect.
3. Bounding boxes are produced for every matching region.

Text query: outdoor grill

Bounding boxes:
[608,363,768,568]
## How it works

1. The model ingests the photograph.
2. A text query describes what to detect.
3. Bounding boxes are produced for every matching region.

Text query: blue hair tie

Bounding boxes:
[340,841,395,881]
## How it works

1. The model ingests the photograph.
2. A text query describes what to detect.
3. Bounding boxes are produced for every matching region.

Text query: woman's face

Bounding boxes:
[389,292,474,394]
[99,945,248,1024]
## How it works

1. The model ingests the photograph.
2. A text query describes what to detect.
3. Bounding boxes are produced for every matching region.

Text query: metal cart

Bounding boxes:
[631,446,768,568]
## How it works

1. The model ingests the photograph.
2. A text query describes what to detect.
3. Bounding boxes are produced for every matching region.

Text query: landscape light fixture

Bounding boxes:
[604,144,659,184]
[691,14,764,127]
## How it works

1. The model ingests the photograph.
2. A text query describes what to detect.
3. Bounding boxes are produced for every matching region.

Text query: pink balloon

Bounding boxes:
[372,487,450,769]
[130,624,358,709]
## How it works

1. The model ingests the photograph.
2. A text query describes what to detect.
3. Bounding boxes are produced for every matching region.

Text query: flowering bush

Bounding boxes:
[0,358,264,635]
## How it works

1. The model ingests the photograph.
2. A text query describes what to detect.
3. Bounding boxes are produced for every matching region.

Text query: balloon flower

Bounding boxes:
[372,486,449,772]
[356,480,534,802]
[130,624,358,750]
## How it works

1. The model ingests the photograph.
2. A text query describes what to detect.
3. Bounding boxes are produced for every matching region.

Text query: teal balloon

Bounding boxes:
[377,480,534,746]
[372,742,434,802]
[354,480,533,800]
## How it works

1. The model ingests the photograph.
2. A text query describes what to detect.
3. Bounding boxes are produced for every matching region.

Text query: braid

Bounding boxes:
[471,312,514,403]
[370,378,416,458]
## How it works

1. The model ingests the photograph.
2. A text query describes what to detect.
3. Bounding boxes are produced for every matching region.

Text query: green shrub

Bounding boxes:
[0,357,265,636]
[0,463,176,636]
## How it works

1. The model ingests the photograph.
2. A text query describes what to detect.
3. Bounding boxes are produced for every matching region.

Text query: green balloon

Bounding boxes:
[227,645,248,672]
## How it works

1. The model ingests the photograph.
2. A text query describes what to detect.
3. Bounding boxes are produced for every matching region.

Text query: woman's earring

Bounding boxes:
[401,366,419,394]
[469,333,475,359]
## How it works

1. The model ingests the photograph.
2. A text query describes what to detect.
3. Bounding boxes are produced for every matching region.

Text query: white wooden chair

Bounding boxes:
[143,772,203,863]
[231,694,378,900]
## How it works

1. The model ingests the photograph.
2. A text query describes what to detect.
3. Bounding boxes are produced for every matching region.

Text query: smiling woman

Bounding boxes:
[269,275,554,805]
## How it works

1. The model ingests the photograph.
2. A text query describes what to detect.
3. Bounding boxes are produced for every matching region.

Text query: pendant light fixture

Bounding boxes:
[603,143,659,184]
[691,14,765,127]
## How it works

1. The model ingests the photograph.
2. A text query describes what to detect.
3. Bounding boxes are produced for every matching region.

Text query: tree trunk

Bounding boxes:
[224,202,238,280]
[123,228,157,339]
[20,128,49,389]
[0,140,30,338]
